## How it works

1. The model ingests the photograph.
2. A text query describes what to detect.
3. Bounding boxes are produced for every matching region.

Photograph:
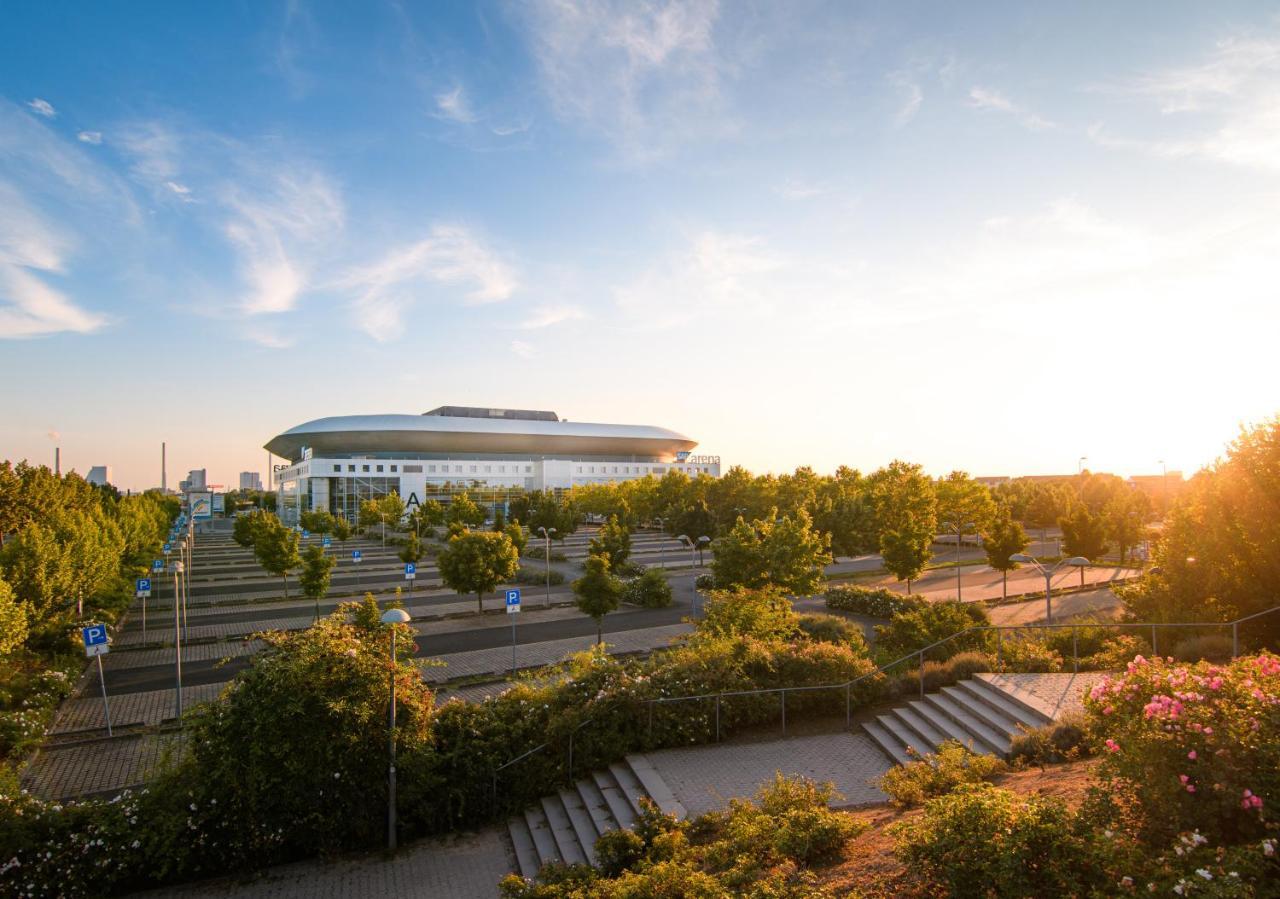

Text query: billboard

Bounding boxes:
[212,493,225,513]
[190,492,214,520]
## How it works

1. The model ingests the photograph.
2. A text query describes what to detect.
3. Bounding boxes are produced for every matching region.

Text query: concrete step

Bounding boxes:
[862,719,913,766]
[907,699,987,753]
[940,684,1021,736]
[608,761,650,818]
[507,816,542,880]
[889,704,948,753]
[974,674,1066,723]
[955,679,1051,731]
[624,754,688,820]
[522,805,560,867]
[923,692,1012,757]
[557,787,600,866]
[575,777,618,838]
[591,768,638,830]
[875,713,931,761]
[540,795,588,867]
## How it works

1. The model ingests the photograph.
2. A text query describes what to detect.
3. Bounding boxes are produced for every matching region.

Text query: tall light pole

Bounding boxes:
[381,607,412,852]
[696,535,711,568]
[1078,456,1088,475]
[1010,554,1089,624]
[941,520,974,602]
[172,560,184,720]
[537,526,556,608]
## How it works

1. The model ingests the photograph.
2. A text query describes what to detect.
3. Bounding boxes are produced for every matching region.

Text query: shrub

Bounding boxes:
[892,783,1103,898]
[994,635,1065,673]
[873,600,990,663]
[522,547,567,563]
[797,613,868,654]
[1171,633,1234,664]
[593,827,646,878]
[512,566,566,586]
[878,740,1007,806]
[1009,713,1090,765]
[696,586,798,642]
[610,560,646,579]
[1082,652,1280,847]
[623,569,673,608]
[694,573,715,591]
[824,584,925,618]
[1079,633,1149,671]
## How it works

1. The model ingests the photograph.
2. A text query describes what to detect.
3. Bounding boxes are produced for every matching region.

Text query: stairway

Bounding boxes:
[862,674,1054,764]
[507,753,687,879]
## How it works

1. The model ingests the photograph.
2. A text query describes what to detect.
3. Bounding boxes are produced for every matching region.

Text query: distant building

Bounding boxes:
[86,465,113,487]
[179,469,207,492]
[239,471,263,492]
[975,476,1010,488]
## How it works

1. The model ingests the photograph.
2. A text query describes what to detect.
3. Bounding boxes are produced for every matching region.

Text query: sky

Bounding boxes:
[2,1,1278,492]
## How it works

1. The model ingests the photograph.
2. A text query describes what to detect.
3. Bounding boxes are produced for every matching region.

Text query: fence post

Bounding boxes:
[1072,627,1079,675]
[997,629,1003,670]
[918,650,925,698]
[1151,624,1158,657]
[845,683,851,728]
[715,695,721,743]
[647,701,654,745]
[781,691,787,737]
[1232,621,1239,659]
[568,731,574,783]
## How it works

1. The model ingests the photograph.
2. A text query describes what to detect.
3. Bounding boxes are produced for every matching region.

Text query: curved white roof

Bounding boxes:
[265,413,697,462]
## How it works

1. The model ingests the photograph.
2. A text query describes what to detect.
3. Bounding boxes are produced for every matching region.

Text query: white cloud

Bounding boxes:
[888,71,923,126]
[337,225,517,340]
[521,303,585,329]
[0,181,106,338]
[77,131,102,145]
[509,339,535,359]
[243,326,295,349]
[967,86,1056,131]
[165,181,193,201]
[27,98,56,118]
[1090,34,1280,172]
[518,0,727,161]
[435,86,478,124]
[116,122,183,185]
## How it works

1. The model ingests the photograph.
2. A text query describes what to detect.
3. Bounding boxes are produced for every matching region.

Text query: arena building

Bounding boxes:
[265,406,721,525]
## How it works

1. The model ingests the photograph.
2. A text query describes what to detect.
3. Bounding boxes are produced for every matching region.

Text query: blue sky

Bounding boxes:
[2,1,1278,491]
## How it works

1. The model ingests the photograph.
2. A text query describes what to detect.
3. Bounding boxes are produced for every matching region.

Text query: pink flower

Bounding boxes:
[1105,739,1121,753]
[1180,774,1190,784]
[1186,785,1196,793]
[1241,790,1264,810]
[1188,750,1198,760]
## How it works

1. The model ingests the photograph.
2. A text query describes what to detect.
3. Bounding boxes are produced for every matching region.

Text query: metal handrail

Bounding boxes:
[487,605,1280,805]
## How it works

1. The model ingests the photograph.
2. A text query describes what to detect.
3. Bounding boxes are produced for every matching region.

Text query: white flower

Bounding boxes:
[1196,869,1212,880]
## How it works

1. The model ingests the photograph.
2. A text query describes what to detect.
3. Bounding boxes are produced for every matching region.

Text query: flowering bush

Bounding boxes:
[824,584,924,618]
[1083,652,1280,847]
[878,740,1007,806]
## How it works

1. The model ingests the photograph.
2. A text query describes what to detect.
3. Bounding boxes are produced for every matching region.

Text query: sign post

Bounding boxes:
[404,562,416,594]
[505,589,521,675]
[352,549,362,595]
[81,625,112,736]
[136,577,152,639]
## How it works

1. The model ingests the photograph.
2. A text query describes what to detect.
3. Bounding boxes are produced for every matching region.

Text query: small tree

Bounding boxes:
[436,529,520,613]
[376,493,406,544]
[299,509,336,535]
[1104,491,1150,564]
[710,509,831,594]
[298,545,336,621]
[573,553,624,644]
[880,526,932,594]
[623,568,673,608]
[333,518,353,545]
[504,522,528,556]
[589,514,631,567]
[233,509,272,549]
[398,534,424,593]
[447,492,487,528]
[254,518,302,600]
[1059,504,1108,562]
[0,575,29,655]
[982,508,1031,600]
[358,499,381,535]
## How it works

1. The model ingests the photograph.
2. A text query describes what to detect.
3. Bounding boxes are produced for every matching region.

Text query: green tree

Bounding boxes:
[254,517,303,600]
[0,575,29,654]
[1024,484,1069,553]
[572,553,624,644]
[233,509,267,549]
[409,499,445,535]
[710,510,831,594]
[447,492,486,528]
[623,568,673,608]
[377,493,406,541]
[398,533,424,593]
[697,585,798,642]
[504,522,528,556]
[868,460,937,588]
[299,509,336,535]
[358,498,381,534]
[1058,504,1108,562]
[1103,491,1150,564]
[332,517,353,545]
[880,528,932,594]
[298,545,336,622]
[935,471,997,541]
[436,529,520,613]
[589,514,631,567]
[982,508,1031,600]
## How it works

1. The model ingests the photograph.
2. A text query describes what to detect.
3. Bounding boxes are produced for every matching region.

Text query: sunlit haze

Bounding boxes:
[2,3,1278,491]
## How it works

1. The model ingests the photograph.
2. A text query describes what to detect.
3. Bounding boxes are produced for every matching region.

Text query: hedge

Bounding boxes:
[824,584,926,619]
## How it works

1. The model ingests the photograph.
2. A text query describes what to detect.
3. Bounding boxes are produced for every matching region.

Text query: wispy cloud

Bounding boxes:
[243,326,296,349]
[0,182,107,338]
[165,180,194,201]
[77,131,102,145]
[1089,34,1280,172]
[434,85,478,123]
[518,0,728,162]
[509,339,535,359]
[116,122,183,185]
[337,225,517,340]
[967,86,1056,131]
[888,71,923,126]
[520,303,585,329]
[27,98,56,118]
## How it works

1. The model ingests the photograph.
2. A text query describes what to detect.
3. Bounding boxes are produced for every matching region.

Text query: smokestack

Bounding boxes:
[162,442,167,492]
[55,447,60,476]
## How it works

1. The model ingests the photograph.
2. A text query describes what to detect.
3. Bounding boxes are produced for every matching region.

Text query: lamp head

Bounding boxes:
[1065,556,1090,567]
[380,608,411,625]
[1010,553,1034,563]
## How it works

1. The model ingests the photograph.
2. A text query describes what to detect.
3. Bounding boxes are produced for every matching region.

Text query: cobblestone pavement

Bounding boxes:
[988,588,1121,626]
[101,640,265,672]
[645,732,891,816]
[51,683,226,733]
[23,732,186,799]
[143,827,514,899]
[421,623,692,683]
[978,672,1112,719]
[868,564,1142,603]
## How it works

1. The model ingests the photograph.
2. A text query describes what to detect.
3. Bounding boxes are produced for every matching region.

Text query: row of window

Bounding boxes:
[331,462,534,475]
[576,464,650,475]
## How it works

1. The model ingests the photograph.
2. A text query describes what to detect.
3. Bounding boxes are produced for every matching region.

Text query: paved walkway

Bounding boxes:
[976,672,1111,720]
[645,732,890,816]
[987,587,1121,626]
[23,732,185,800]
[50,683,225,733]
[144,828,514,899]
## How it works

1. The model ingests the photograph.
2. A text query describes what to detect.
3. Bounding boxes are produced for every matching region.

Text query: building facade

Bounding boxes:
[239,471,263,492]
[265,406,720,525]
[86,465,113,487]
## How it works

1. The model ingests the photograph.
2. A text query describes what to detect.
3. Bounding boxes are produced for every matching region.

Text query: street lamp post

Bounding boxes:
[381,607,412,852]
[677,534,695,569]
[1009,554,1089,624]
[941,520,975,602]
[1078,456,1088,475]
[696,535,711,568]
[537,526,556,609]
[172,560,184,720]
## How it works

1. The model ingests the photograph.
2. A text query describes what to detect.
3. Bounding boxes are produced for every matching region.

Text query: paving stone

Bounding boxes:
[21,732,186,800]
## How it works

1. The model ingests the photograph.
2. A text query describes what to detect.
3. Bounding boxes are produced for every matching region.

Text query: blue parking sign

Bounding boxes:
[352,550,362,562]
[322,536,332,548]
[405,562,416,579]
[152,559,163,571]
[82,624,109,656]
[136,578,152,597]
[505,589,521,613]
[302,529,310,538]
